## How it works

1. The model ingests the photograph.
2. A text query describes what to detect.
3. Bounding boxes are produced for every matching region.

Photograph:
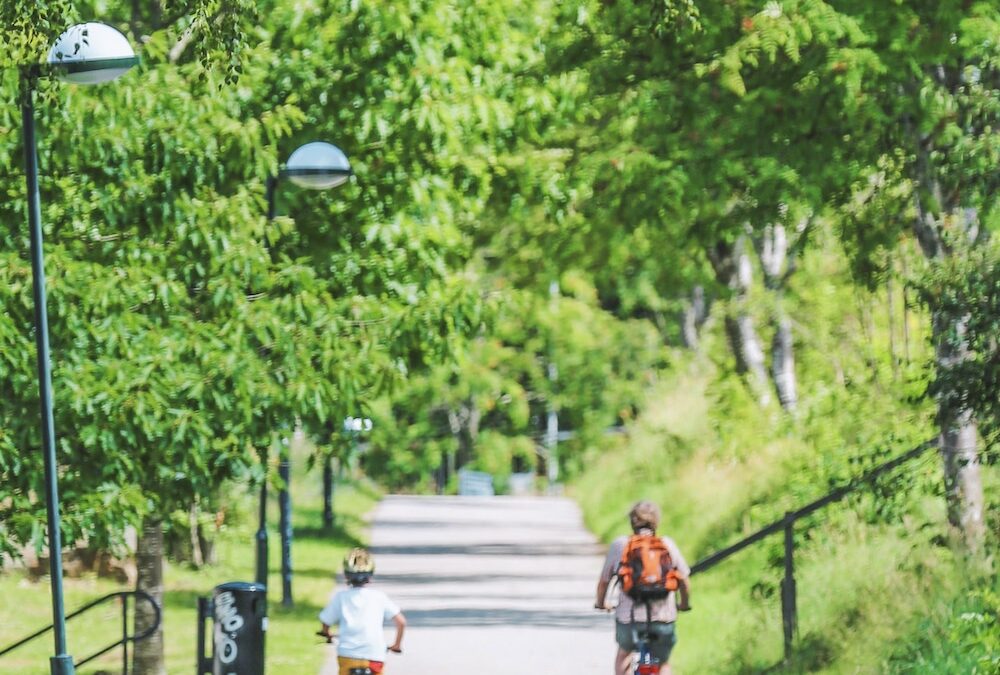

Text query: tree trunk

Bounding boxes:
[901,256,911,364]
[447,408,463,466]
[770,313,798,412]
[322,455,335,529]
[198,520,217,566]
[887,273,899,379]
[680,285,707,350]
[447,402,481,469]
[911,136,986,550]
[710,236,772,407]
[756,223,798,413]
[188,504,204,569]
[933,311,986,549]
[134,519,165,675]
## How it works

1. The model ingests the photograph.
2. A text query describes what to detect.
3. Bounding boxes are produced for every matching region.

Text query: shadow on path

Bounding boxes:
[400,606,608,629]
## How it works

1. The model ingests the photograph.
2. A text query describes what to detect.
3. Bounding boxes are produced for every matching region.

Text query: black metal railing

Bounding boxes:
[0,590,161,674]
[689,439,938,661]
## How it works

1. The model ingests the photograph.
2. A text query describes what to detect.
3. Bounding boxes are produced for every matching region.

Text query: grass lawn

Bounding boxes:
[0,447,379,674]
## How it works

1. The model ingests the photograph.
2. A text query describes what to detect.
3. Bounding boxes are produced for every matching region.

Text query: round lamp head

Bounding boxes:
[47,22,138,85]
[283,142,352,190]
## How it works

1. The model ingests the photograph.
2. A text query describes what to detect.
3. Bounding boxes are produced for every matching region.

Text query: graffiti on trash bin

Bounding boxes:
[213,590,246,665]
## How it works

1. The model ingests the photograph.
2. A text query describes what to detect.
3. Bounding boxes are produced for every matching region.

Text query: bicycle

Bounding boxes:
[630,601,690,675]
[597,597,689,675]
[317,631,401,675]
[631,622,661,675]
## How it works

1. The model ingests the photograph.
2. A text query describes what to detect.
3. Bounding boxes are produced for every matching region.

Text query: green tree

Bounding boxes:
[827,1,1000,549]
[1,0,538,669]
[367,275,665,487]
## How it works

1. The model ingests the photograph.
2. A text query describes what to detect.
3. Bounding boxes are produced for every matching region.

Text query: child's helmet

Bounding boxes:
[343,548,375,584]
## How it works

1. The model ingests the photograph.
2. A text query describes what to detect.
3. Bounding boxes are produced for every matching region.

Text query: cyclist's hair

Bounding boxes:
[629,500,660,532]
[343,548,375,586]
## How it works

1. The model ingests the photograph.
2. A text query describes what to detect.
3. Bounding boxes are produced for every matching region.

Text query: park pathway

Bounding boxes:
[321,495,613,674]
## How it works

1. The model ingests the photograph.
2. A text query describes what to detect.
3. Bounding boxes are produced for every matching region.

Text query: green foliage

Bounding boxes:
[572,361,993,673]
[0,0,257,82]
[364,276,667,489]
[470,431,535,483]
[916,241,1000,443]
[888,583,1000,674]
[0,10,997,675]
[567,227,1000,671]
[1,0,537,559]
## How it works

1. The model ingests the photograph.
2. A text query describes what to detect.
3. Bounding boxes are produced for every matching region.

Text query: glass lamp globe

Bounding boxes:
[283,142,352,190]
[47,22,138,85]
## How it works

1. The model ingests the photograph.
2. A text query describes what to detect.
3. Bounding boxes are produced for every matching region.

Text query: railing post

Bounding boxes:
[780,511,797,662]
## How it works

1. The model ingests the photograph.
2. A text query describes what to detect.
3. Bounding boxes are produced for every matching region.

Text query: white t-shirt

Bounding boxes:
[318,586,401,661]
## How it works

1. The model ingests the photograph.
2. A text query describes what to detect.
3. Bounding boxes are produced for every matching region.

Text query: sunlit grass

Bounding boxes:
[570,364,996,674]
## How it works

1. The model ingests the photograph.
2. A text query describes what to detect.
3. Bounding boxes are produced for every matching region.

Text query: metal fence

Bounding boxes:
[689,440,938,662]
[0,590,161,674]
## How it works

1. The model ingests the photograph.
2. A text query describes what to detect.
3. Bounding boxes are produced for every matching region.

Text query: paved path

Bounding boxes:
[321,495,614,675]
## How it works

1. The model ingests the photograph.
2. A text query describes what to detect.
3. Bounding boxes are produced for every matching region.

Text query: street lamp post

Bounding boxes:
[323,416,372,528]
[254,141,352,608]
[19,22,138,675]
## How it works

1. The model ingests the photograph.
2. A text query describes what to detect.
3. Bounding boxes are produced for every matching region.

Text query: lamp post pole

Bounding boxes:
[254,142,351,607]
[255,446,268,586]
[545,280,559,489]
[278,440,293,607]
[21,69,76,675]
[254,177,278,587]
[17,25,137,674]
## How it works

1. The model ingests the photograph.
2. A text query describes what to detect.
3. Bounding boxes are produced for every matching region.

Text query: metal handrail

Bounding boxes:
[0,590,161,674]
[688,439,938,660]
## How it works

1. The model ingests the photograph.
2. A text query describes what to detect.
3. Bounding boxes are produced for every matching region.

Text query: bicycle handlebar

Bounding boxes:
[315,632,403,654]
[593,604,693,612]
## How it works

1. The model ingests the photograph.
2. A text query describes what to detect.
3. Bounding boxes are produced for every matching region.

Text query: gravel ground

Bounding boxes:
[320,495,615,675]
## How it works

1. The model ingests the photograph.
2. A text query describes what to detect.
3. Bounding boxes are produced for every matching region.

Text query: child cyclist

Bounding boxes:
[318,548,406,675]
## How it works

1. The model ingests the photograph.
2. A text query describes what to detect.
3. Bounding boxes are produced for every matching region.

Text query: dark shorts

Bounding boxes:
[615,621,677,663]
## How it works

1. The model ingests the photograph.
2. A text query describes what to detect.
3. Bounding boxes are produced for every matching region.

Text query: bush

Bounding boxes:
[888,583,1000,674]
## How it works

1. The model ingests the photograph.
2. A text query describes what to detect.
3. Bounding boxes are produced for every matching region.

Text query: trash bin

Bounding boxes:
[211,582,267,675]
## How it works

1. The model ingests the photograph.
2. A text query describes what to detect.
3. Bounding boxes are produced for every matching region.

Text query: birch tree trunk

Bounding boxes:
[447,401,481,469]
[770,314,797,412]
[912,142,986,550]
[710,236,771,407]
[680,285,707,350]
[932,310,986,549]
[188,504,204,568]
[757,223,798,413]
[134,519,165,675]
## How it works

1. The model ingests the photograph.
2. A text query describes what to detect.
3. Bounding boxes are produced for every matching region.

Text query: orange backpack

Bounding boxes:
[617,533,680,601]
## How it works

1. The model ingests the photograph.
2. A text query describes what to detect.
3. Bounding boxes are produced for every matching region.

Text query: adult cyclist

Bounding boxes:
[319,548,406,675]
[594,501,691,675]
